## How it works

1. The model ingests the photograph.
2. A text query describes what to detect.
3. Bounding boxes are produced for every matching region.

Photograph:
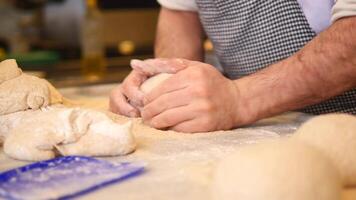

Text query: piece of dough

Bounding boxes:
[293,114,356,186]
[0,59,22,84]
[0,74,63,115]
[140,73,173,94]
[212,140,341,200]
[0,59,63,115]
[3,107,136,161]
[56,109,135,157]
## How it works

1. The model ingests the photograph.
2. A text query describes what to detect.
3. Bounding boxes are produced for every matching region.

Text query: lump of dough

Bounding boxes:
[293,114,356,186]
[0,59,22,84]
[56,109,136,157]
[3,107,136,161]
[212,140,341,200]
[140,73,173,94]
[0,74,63,115]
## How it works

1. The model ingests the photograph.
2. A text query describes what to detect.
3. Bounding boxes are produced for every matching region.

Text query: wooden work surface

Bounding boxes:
[0,84,355,200]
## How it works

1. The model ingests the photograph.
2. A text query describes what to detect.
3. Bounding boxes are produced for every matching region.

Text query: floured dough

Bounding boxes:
[0,59,22,84]
[3,107,136,161]
[0,60,63,115]
[293,114,356,186]
[212,140,341,200]
[140,73,173,94]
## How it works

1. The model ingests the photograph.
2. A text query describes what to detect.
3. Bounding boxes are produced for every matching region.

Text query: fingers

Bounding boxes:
[142,88,191,121]
[131,58,190,75]
[121,70,146,107]
[170,118,209,133]
[109,85,140,117]
[147,104,195,129]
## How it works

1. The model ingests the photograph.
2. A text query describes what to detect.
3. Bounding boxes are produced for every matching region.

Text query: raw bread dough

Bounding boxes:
[3,107,136,161]
[0,74,63,115]
[293,114,356,186]
[212,140,341,200]
[0,59,135,161]
[0,59,22,84]
[140,73,173,94]
[0,59,63,115]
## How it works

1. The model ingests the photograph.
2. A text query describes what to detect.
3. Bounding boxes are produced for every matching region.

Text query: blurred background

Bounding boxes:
[0,0,161,87]
[0,0,216,88]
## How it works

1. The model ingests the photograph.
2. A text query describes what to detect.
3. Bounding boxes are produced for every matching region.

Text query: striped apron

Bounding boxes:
[195,0,356,114]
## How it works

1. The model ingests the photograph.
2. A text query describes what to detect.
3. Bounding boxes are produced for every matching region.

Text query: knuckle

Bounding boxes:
[190,67,205,79]
[154,115,173,129]
[142,107,154,120]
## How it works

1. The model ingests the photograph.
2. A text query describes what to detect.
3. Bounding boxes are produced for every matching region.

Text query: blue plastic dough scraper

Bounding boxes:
[0,156,145,200]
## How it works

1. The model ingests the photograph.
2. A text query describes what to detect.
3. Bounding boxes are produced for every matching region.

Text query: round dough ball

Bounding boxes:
[293,114,356,186]
[140,73,173,94]
[212,140,341,200]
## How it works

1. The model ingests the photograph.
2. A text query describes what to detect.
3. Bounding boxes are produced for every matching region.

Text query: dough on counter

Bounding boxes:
[212,140,341,200]
[140,73,173,94]
[293,114,356,186]
[0,59,22,84]
[3,107,136,161]
[0,59,63,115]
[0,74,63,115]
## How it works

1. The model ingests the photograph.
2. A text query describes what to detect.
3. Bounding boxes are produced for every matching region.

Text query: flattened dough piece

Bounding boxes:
[293,114,356,186]
[56,109,136,157]
[0,74,63,115]
[0,59,22,84]
[212,140,341,200]
[140,73,173,94]
[3,107,136,161]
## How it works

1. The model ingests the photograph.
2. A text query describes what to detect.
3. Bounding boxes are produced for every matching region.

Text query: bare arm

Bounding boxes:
[155,7,205,61]
[234,17,356,125]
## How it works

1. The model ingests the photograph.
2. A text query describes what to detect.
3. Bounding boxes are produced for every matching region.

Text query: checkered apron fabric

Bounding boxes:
[195,0,356,114]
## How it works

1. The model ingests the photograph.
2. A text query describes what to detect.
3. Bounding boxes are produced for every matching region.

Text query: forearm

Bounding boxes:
[234,17,356,125]
[155,7,205,61]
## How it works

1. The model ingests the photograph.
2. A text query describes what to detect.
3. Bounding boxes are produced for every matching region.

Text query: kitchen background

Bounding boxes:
[0,0,215,87]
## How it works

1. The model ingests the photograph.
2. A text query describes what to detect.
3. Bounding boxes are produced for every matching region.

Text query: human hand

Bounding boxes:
[139,59,242,133]
[109,58,189,117]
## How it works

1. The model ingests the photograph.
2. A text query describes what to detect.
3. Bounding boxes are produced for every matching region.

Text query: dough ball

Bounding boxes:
[0,59,22,84]
[293,114,356,186]
[140,73,173,94]
[212,140,341,200]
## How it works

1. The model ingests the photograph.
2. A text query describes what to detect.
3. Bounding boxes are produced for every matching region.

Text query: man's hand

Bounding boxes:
[109,69,145,117]
[109,59,189,117]
[139,59,241,133]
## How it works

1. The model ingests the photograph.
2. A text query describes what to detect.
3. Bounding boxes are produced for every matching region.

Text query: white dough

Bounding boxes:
[140,73,173,94]
[293,114,356,186]
[3,107,136,161]
[212,140,341,200]
[0,59,135,161]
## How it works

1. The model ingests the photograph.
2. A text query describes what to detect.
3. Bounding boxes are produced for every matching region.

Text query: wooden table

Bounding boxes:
[0,84,355,200]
